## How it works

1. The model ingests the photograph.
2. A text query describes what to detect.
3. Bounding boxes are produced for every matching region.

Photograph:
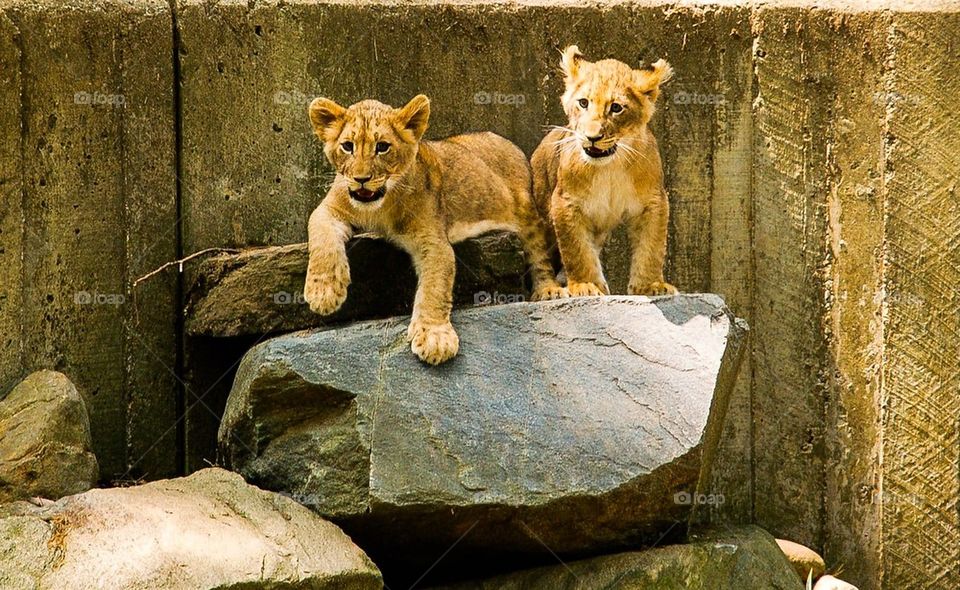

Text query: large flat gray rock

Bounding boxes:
[219,295,747,584]
[0,468,382,590]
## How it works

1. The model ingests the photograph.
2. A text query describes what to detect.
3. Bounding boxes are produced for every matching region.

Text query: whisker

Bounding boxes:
[618,140,652,166]
[549,135,583,147]
[387,174,415,192]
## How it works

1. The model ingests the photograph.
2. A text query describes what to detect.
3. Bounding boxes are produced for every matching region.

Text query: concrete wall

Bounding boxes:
[1,1,958,588]
[0,0,179,481]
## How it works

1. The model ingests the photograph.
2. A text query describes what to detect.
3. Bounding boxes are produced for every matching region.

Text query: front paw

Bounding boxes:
[567,281,607,297]
[408,321,460,366]
[629,280,678,296]
[530,284,569,301]
[303,261,351,316]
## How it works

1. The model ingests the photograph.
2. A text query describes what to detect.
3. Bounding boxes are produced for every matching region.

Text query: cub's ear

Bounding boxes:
[560,45,586,81]
[308,97,346,135]
[634,59,674,101]
[396,94,431,139]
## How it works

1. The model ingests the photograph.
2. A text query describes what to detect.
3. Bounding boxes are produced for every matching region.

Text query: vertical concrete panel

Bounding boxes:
[750,8,831,548]
[8,0,177,479]
[708,12,755,524]
[0,9,23,396]
[16,2,129,478]
[177,0,328,470]
[178,0,315,253]
[121,3,179,479]
[822,14,887,590]
[883,12,960,589]
[652,10,716,295]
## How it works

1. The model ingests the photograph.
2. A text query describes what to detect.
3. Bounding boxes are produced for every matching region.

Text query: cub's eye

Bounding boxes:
[577,98,589,109]
[340,141,354,154]
[610,102,624,114]
[375,141,391,155]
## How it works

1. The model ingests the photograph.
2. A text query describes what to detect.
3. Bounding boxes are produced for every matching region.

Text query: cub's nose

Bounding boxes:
[586,134,604,143]
[353,175,372,184]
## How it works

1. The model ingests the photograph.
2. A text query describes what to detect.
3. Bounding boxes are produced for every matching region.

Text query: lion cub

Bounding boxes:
[304,95,565,365]
[532,45,677,297]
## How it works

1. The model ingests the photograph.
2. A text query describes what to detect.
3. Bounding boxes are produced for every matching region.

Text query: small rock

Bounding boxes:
[776,538,826,580]
[430,526,803,589]
[814,575,859,590]
[185,232,528,337]
[0,370,98,503]
[0,468,382,590]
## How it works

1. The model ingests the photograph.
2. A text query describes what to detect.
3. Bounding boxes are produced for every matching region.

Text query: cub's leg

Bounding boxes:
[551,189,609,297]
[515,192,567,301]
[626,193,677,296]
[403,232,459,365]
[304,203,354,315]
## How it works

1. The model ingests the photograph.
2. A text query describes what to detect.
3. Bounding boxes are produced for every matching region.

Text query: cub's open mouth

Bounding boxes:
[348,186,387,203]
[583,145,617,159]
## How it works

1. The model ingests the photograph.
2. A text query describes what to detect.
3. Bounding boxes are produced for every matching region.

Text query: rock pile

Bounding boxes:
[218,294,750,585]
[1,237,866,588]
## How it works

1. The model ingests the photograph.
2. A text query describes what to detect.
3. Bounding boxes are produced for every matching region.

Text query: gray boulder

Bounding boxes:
[430,526,804,590]
[0,468,382,590]
[219,295,748,585]
[185,232,527,337]
[0,370,98,503]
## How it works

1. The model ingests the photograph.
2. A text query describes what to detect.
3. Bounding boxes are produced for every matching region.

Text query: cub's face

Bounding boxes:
[308,95,430,208]
[558,45,672,163]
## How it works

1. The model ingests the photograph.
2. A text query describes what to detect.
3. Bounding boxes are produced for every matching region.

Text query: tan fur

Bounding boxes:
[531,45,678,297]
[305,95,564,365]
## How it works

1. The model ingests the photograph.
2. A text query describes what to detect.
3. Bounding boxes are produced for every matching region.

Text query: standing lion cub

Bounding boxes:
[532,45,677,297]
[304,95,565,365]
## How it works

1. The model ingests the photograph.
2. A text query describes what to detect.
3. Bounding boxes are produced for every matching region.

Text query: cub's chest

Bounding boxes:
[576,166,642,230]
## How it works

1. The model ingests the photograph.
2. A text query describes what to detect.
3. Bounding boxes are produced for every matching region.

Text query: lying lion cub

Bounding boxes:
[532,45,677,297]
[304,95,565,365]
